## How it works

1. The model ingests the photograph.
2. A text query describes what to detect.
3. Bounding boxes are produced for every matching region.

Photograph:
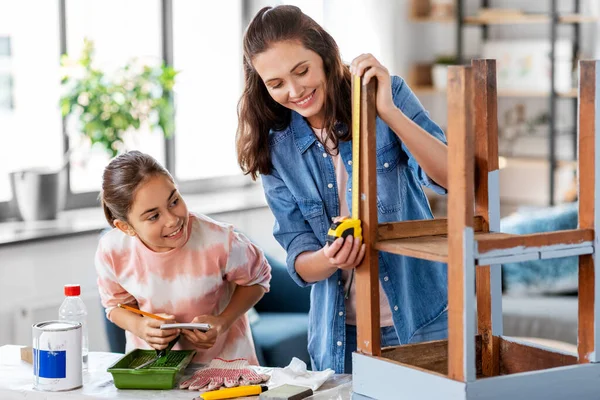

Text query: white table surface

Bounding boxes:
[0,345,352,400]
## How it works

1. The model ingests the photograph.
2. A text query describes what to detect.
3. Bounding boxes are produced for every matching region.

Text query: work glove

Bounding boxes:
[179,358,269,391]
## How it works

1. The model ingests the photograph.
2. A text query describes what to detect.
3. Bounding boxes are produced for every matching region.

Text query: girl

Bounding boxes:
[236,5,448,373]
[95,150,271,364]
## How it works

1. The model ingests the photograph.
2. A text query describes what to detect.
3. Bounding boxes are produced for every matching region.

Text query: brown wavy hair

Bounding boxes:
[100,150,173,228]
[236,5,351,180]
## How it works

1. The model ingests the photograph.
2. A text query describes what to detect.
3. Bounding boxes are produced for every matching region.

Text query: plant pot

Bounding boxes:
[432,64,449,91]
[9,167,67,221]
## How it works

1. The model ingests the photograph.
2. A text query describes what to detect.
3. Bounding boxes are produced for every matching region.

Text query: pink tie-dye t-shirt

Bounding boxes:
[94,212,271,364]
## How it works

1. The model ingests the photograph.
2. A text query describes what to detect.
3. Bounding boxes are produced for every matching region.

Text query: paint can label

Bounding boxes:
[32,320,82,391]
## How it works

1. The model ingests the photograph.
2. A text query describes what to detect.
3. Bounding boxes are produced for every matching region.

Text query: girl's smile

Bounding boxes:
[117,174,190,252]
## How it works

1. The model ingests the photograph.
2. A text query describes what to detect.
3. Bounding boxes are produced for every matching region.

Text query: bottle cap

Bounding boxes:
[64,284,81,296]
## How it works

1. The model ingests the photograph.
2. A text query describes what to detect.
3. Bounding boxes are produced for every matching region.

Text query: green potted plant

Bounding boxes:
[432,55,458,91]
[60,39,178,158]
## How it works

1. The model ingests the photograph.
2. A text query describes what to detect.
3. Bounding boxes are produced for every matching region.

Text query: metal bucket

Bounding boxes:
[32,320,82,391]
[9,167,67,221]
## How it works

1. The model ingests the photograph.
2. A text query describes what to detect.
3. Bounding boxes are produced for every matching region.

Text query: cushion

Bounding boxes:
[254,254,311,314]
[502,295,577,345]
[500,202,578,294]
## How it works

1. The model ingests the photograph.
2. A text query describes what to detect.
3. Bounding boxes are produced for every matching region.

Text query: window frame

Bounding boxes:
[0,0,252,221]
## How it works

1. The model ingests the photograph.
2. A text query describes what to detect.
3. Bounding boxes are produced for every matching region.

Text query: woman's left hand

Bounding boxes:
[181,315,230,350]
[350,54,396,121]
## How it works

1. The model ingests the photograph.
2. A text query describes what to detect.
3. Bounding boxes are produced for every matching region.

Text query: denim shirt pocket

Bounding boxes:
[297,198,327,239]
[375,141,406,214]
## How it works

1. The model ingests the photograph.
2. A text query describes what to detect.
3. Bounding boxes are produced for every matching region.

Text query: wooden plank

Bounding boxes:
[475,229,593,256]
[355,78,380,356]
[541,245,593,260]
[464,14,550,25]
[498,336,577,374]
[472,59,501,378]
[376,232,515,264]
[375,235,448,262]
[477,263,499,377]
[377,216,485,241]
[473,59,499,230]
[477,252,539,267]
[353,352,467,400]
[467,363,600,400]
[559,15,600,24]
[578,60,599,363]
[447,65,475,382]
[381,336,483,376]
[476,245,593,265]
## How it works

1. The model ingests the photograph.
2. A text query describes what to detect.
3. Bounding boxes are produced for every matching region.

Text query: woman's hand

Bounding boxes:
[181,315,230,350]
[323,217,366,271]
[133,313,180,351]
[350,53,396,121]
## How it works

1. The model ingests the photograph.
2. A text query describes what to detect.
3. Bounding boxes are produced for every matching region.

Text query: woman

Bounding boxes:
[236,5,448,373]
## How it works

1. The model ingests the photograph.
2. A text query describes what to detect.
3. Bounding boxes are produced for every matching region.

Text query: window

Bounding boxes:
[0,0,63,203]
[0,0,256,220]
[172,1,243,181]
[0,35,13,203]
[65,0,164,194]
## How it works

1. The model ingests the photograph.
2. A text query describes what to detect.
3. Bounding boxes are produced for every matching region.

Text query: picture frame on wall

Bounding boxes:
[482,39,573,93]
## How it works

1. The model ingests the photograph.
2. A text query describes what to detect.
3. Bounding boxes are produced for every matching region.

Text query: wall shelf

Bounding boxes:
[412,85,577,99]
[408,1,586,205]
[464,13,599,25]
[410,15,455,23]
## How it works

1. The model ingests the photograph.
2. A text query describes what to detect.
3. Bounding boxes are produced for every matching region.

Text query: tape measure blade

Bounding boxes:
[351,75,361,221]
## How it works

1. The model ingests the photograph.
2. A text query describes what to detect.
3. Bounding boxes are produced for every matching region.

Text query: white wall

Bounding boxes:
[0,207,283,352]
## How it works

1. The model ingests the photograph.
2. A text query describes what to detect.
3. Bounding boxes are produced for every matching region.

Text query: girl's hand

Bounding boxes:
[134,313,180,351]
[181,315,229,350]
[323,216,366,271]
[350,53,396,121]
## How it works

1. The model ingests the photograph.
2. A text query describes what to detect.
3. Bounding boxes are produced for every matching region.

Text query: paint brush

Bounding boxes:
[117,303,169,321]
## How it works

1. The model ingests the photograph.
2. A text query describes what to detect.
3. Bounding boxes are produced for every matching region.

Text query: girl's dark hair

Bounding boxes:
[236,5,351,180]
[100,150,173,228]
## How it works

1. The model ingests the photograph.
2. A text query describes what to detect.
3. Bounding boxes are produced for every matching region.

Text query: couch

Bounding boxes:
[251,254,311,367]
[499,202,579,347]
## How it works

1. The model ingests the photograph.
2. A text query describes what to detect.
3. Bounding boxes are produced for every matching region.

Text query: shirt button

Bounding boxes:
[384,162,390,168]
[328,183,333,189]
[338,281,341,285]
[348,160,353,165]
[337,341,343,347]
[348,188,351,192]
[318,143,322,148]
[339,311,344,316]
[394,305,399,311]
[323,153,328,158]
[384,276,389,282]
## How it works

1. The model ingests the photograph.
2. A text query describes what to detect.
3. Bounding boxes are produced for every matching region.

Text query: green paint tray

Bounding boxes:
[107,349,196,389]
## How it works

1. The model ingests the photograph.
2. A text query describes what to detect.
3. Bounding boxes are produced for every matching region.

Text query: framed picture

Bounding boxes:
[482,39,573,93]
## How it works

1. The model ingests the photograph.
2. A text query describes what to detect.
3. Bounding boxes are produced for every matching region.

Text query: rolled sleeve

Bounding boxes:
[284,232,322,287]
[261,169,322,288]
[392,76,447,195]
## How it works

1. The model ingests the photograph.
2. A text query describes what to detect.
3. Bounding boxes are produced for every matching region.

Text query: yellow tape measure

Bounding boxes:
[326,75,363,245]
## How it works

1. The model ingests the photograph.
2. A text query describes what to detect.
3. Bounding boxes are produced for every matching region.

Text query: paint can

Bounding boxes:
[32,320,82,391]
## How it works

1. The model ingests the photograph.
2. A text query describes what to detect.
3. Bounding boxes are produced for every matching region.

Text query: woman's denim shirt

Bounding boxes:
[261,76,448,373]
